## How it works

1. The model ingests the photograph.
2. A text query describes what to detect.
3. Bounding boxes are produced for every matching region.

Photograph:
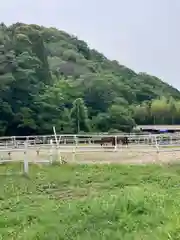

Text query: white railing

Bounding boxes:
[0,132,180,174]
[1,133,180,149]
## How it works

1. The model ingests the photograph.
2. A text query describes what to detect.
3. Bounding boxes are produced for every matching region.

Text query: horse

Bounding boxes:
[98,136,129,147]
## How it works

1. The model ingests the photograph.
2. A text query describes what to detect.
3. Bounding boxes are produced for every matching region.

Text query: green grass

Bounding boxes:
[160,145,180,149]
[1,163,180,239]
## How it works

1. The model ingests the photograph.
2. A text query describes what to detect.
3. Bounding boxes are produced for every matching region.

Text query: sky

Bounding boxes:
[1,0,180,89]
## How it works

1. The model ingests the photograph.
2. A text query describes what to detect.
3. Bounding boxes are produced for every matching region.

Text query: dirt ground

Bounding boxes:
[0,145,180,164]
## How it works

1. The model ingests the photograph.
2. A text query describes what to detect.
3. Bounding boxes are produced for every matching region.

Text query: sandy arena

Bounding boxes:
[0,144,180,165]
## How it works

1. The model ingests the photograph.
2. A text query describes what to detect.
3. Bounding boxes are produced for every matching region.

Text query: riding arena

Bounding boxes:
[1,131,180,172]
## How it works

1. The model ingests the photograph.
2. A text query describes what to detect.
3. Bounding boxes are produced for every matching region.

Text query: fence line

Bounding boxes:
[0,133,180,174]
[0,133,179,140]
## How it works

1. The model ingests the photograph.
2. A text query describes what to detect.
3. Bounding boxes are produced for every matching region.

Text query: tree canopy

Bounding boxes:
[0,22,180,136]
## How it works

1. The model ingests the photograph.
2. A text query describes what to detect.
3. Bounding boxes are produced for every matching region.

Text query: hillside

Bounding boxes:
[0,22,180,135]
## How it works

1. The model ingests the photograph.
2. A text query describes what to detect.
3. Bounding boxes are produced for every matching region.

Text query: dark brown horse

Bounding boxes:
[97,136,129,147]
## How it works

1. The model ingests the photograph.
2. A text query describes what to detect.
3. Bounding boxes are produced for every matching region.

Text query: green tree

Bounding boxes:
[0,22,180,135]
[168,97,177,124]
[70,98,90,133]
[108,105,135,132]
[150,97,170,124]
[92,113,110,132]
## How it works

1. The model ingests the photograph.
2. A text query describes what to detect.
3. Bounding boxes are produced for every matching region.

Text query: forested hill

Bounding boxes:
[0,22,180,136]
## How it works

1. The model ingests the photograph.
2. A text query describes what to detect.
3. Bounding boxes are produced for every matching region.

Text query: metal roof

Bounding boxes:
[135,125,180,130]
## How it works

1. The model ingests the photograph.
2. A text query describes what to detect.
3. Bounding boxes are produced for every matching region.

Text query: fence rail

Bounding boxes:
[0,133,180,174]
[0,133,180,147]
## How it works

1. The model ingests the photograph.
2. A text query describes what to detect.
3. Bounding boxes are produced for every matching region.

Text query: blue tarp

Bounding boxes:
[159,129,168,133]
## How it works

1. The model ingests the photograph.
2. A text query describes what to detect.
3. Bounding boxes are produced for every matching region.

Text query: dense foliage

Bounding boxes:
[1,22,180,136]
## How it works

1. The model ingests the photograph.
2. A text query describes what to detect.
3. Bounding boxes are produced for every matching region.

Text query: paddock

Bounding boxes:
[0,134,180,167]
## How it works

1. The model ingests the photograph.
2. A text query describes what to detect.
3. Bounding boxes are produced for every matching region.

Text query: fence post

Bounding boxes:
[53,126,62,164]
[154,136,159,154]
[49,139,53,164]
[114,136,117,151]
[72,135,77,162]
[23,141,28,174]
[58,135,62,145]
[170,135,173,145]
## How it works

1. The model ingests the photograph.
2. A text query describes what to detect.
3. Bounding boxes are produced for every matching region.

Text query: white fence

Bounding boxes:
[0,133,180,174]
[0,133,180,148]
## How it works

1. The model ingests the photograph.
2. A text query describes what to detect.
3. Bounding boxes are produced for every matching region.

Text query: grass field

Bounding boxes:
[1,163,180,239]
